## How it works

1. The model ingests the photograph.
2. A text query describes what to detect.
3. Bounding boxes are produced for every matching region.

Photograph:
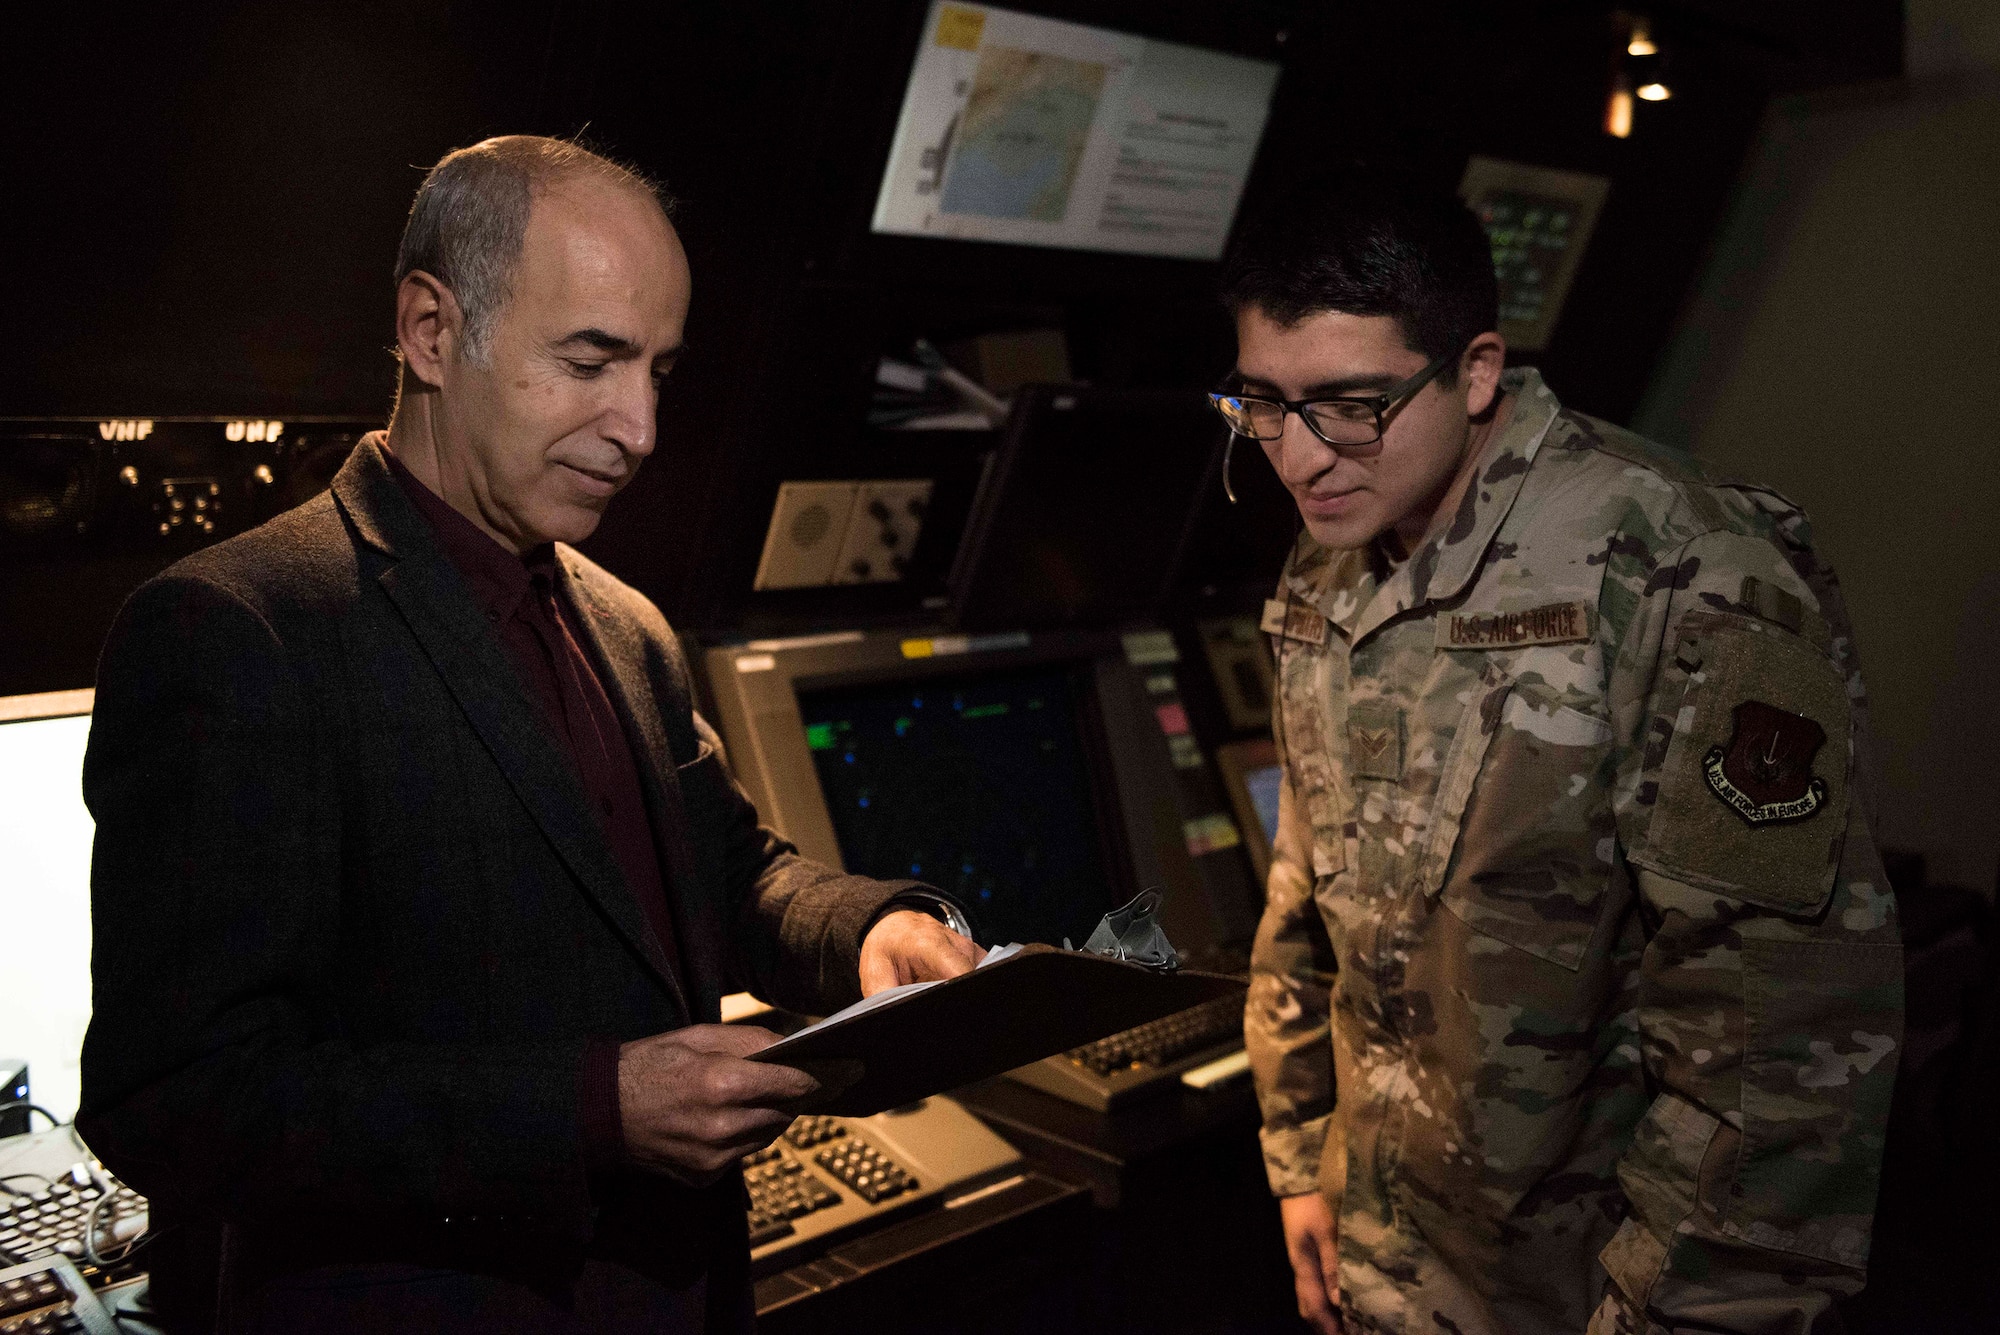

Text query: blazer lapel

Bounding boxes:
[556,557,720,1020]
[330,441,684,1010]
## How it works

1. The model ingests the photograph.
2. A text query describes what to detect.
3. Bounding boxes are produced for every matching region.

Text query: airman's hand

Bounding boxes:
[1280,1190,1343,1333]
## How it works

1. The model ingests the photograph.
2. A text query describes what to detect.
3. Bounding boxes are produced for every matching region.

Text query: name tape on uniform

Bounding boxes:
[1438,600,1593,650]
[1261,599,1328,646]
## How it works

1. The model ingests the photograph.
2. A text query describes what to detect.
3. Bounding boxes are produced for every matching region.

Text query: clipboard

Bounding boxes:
[749,943,1245,1116]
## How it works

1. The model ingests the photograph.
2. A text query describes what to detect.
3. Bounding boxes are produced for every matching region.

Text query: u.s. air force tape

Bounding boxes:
[1261,598,1328,646]
[1437,599,1593,650]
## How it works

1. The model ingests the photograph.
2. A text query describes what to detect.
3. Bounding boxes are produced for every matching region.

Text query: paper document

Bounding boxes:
[766,943,1025,1055]
[747,942,1243,1116]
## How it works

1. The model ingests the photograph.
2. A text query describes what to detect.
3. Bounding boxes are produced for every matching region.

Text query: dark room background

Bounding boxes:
[7,0,1991,892]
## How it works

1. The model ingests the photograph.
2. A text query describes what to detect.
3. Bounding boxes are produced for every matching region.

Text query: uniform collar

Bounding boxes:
[1285,367,1563,645]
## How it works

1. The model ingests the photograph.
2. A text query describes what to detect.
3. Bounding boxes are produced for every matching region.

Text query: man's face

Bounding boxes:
[430,177,691,550]
[1232,305,1474,553]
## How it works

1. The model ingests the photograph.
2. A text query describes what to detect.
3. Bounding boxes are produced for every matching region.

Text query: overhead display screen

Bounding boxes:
[871,2,1280,260]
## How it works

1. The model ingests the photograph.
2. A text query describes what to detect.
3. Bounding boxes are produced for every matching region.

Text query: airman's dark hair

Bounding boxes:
[1220,170,1498,385]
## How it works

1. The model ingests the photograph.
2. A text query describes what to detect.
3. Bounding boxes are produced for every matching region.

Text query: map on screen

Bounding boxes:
[872,3,1280,260]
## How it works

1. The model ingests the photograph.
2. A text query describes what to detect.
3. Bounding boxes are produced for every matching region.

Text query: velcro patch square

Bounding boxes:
[1347,699,1404,781]
[1632,612,1851,913]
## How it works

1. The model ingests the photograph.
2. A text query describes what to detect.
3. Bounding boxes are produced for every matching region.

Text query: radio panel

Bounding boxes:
[0,417,380,696]
[0,417,377,555]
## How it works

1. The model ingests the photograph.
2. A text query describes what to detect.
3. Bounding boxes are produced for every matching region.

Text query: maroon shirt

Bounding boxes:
[384,449,668,1167]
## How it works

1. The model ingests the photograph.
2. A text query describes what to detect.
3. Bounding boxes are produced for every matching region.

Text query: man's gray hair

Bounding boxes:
[395,135,674,362]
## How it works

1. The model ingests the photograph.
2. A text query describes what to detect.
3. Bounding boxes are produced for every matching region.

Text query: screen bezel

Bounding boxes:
[0,689,95,725]
[701,627,1245,954]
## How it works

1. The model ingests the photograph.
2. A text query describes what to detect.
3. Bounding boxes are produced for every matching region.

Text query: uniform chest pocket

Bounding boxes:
[1427,680,1619,970]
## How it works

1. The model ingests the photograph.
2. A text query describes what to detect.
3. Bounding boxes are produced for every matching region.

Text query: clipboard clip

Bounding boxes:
[1068,889,1182,972]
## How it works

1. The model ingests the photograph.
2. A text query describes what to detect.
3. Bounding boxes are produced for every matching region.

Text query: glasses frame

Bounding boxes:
[1208,345,1463,455]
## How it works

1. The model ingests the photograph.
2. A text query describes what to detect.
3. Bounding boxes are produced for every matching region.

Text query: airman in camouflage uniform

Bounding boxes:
[1247,365,1903,1334]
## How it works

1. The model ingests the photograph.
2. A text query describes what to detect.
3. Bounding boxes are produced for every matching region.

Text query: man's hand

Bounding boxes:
[857,908,985,997]
[618,1025,818,1185]
[1280,1190,1343,1333]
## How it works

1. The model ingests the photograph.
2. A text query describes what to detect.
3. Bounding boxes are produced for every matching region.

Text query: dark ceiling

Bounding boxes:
[0,0,1904,632]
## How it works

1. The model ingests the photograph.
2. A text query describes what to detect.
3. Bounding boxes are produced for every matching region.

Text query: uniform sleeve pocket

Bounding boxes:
[1723,936,1901,1269]
[1432,681,1619,970]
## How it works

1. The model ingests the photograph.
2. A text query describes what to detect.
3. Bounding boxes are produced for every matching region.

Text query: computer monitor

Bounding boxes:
[871,2,1280,260]
[1216,738,1281,889]
[947,385,1225,632]
[798,659,1117,948]
[0,690,97,1123]
[704,629,1258,956]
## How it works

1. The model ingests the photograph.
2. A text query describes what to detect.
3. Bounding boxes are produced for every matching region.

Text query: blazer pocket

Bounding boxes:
[1430,680,1619,970]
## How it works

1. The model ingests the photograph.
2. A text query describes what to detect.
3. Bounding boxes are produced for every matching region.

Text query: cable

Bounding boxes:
[0,1101,63,1132]
[80,1160,148,1271]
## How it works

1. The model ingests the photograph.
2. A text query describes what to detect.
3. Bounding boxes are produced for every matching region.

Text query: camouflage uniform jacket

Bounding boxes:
[1246,368,1902,1335]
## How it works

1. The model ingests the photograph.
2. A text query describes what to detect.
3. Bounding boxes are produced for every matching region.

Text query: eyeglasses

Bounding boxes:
[1207,346,1462,456]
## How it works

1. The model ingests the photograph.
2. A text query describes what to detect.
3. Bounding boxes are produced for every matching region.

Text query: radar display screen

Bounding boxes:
[798,661,1117,947]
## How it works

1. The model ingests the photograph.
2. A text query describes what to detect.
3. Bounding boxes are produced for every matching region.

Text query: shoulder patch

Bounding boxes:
[1630,611,1851,913]
[1703,701,1829,825]
[1262,598,1328,646]
[1437,600,1593,650]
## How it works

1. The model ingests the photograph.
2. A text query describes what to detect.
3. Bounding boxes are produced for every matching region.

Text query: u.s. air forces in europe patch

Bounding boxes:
[1704,700,1829,826]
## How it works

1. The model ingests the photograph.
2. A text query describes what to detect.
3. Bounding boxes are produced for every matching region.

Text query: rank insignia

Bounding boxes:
[1703,700,1828,826]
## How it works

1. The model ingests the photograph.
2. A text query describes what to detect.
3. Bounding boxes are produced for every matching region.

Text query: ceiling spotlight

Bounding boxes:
[1607,13,1669,136]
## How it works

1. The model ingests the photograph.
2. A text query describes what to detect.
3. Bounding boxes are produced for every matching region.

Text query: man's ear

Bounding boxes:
[395,271,464,389]
[1461,331,1508,418]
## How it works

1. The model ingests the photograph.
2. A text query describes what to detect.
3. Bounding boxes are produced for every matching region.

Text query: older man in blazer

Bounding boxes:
[77,136,982,1334]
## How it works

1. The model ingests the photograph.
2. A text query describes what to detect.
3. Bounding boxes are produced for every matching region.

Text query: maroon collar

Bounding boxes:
[380,447,558,621]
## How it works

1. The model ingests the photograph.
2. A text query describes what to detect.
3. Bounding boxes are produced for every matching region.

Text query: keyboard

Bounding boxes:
[740,1099,1022,1276]
[0,1257,116,1335]
[0,1165,145,1288]
[1005,991,1247,1111]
